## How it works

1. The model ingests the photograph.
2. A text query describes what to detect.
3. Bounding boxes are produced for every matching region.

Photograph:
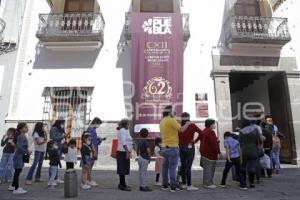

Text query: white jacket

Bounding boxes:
[64,147,77,163]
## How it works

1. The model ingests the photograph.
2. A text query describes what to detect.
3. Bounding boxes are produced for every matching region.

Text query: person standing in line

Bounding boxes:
[9,123,31,194]
[26,122,47,184]
[86,117,106,187]
[200,119,220,189]
[116,119,133,191]
[261,122,273,178]
[138,128,152,192]
[178,112,202,191]
[47,140,60,189]
[239,120,262,188]
[272,134,281,174]
[49,119,66,184]
[220,132,246,190]
[64,139,78,170]
[0,128,16,184]
[80,134,93,190]
[154,138,163,186]
[159,105,181,192]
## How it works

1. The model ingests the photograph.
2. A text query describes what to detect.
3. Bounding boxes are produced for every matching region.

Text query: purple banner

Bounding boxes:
[131,13,184,137]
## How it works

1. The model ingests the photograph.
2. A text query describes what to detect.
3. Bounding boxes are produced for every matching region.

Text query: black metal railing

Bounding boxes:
[225,16,291,45]
[124,12,190,42]
[36,12,105,43]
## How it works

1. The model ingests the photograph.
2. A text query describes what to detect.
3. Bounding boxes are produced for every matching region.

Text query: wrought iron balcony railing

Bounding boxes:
[0,18,5,34]
[225,16,291,46]
[124,12,190,43]
[36,12,105,44]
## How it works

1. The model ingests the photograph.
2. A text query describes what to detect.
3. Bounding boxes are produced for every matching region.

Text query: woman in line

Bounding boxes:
[116,119,133,191]
[9,123,31,194]
[179,112,202,191]
[26,122,47,184]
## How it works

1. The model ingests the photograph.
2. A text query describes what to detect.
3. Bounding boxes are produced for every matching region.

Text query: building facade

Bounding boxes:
[1,0,300,164]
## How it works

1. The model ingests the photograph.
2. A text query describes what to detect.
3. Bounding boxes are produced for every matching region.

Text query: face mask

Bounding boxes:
[53,145,58,149]
[86,140,91,145]
[61,125,65,129]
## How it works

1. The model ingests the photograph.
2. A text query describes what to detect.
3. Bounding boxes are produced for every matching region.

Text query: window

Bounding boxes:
[140,0,173,13]
[64,0,95,13]
[234,0,261,16]
[42,87,93,138]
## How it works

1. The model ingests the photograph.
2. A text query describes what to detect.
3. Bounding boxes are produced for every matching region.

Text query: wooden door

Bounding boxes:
[268,73,294,163]
[234,0,261,16]
[64,0,95,12]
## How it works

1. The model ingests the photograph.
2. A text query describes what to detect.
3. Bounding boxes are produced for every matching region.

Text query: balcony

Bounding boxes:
[225,16,291,47]
[36,12,105,51]
[124,12,190,46]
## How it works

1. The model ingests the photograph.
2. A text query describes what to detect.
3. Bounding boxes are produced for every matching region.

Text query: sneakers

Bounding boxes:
[204,185,217,189]
[81,184,92,190]
[187,185,199,191]
[154,182,162,186]
[239,186,248,190]
[48,182,58,187]
[140,186,152,192]
[219,184,226,188]
[56,179,64,184]
[118,185,131,191]
[25,180,32,185]
[87,180,98,187]
[13,187,27,194]
[8,185,15,191]
[181,184,187,189]
[161,185,169,191]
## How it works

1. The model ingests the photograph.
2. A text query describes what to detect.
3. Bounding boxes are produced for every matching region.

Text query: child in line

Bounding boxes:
[47,140,60,189]
[272,134,281,174]
[80,134,93,190]
[0,128,16,184]
[220,132,246,190]
[154,138,163,186]
[138,128,152,192]
[64,139,77,170]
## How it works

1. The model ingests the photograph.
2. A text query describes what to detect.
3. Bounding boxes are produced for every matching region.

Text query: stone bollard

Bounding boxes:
[64,169,78,198]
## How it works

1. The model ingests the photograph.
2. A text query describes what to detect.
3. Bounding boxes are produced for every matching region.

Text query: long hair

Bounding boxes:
[52,119,65,133]
[32,122,45,138]
[15,122,27,143]
[181,112,190,126]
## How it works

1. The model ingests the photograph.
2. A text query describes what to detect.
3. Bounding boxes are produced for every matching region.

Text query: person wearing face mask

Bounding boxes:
[46,140,60,189]
[80,134,93,190]
[49,119,66,184]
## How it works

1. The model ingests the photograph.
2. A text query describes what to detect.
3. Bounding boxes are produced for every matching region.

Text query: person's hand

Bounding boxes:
[101,137,107,141]
[28,150,32,155]
[227,158,232,163]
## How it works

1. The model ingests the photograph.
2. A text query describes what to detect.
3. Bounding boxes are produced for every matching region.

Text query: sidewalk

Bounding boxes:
[0,164,299,200]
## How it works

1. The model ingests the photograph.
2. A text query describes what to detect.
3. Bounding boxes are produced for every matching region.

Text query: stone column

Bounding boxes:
[286,72,300,164]
[211,71,233,151]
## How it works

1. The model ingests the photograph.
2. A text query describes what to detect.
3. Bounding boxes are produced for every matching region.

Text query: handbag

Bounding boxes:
[111,139,118,159]
[23,153,30,163]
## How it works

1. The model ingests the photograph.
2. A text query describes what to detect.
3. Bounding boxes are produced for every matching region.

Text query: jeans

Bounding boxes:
[179,145,195,186]
[26,151,45,181]
[272,149,280,170]
[161,147,179,189]
[241,157,257,186]
[0,153,14,181]
[221,157,245,187]
[138,157,149,187]
[201,157,217,186]
[48,166,58,185]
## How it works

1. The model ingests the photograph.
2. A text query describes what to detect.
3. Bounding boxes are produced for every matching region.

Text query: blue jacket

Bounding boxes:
[13,134,28,169]
[50,127,64,145]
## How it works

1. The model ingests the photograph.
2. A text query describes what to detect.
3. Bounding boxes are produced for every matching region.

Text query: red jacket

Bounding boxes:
[179,123,202,145]
[199,128,220,160]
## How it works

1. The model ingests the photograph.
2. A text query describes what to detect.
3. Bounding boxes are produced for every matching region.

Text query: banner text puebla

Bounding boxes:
[131,13,184,137]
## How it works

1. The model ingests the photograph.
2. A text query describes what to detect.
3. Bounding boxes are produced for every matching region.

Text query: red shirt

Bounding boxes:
[179,123,202,145]
[199,128,220,160]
